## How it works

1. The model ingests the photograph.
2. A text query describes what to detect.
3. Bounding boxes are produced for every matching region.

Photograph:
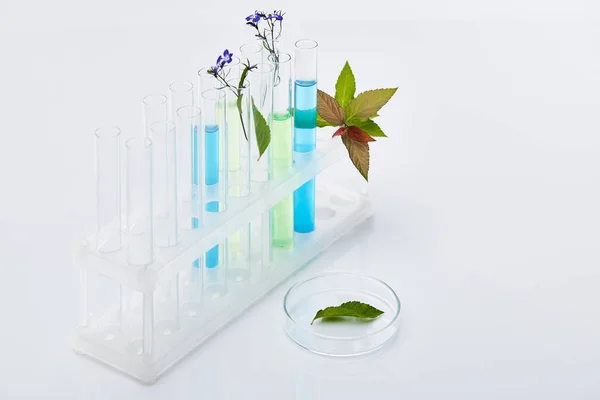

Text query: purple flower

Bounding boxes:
[213,49,233,71]
[271,10,283,21]
[245,10,264,23]
[222,49,233,64]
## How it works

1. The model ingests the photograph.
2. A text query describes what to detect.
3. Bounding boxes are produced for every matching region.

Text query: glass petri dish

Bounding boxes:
[283,272,401,356]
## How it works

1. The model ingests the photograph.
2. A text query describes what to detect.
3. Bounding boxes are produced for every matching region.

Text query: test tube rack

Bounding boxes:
[74,135,374,384]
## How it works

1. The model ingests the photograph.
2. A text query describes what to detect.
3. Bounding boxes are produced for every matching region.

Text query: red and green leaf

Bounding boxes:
[342,134,370,181]
[332,127,346,137]
[346,126,376,142]
[317,89,345,126]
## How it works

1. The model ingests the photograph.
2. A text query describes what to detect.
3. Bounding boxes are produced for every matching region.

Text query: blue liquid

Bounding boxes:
[294,80,317,153]
[192,124,201,268]
[294,80,317,233]
[206,245,219,268]
[205,124,220,268]
[205,201,219,268]
[205,124,219,186]
[294,179,315,233]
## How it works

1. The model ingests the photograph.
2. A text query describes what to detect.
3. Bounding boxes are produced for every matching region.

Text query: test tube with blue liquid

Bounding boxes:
[201,89,228,298]
[176,105,205,313]
[293,40,318,233]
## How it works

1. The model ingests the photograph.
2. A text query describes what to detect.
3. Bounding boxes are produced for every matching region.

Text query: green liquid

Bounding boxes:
[271,112,293,166]
[271,112,294,248]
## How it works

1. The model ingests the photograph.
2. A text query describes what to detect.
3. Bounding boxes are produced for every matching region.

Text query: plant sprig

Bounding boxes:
[245,10,284,61]
[207,49,271,159]
[317,62,397,181]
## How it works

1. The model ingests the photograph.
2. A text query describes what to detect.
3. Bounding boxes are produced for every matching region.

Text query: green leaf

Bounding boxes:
[335,61,356,109]
[348,119,387,137]
[317,89,345,126]
[252,96,271,159]
[311,301,383,324]
[345,88,398,122]
[342,134,370,181]
[317,112,334,128]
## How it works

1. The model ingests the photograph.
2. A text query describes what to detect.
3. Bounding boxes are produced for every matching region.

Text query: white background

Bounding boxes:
[1,0,600,398]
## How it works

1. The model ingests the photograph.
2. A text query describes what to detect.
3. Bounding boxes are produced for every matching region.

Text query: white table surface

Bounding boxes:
[1,1,599,398]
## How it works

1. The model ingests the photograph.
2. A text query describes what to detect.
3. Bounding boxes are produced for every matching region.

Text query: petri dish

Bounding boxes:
[283,272,401,356]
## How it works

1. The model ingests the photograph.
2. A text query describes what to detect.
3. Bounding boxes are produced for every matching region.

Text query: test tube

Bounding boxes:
[197,67,218,106]
[249,62,274,182]
[227,79,252,282]
[248,63,275,267]
[293,39,318,233]
[143,94,167,138]
[94,126,122,252]
[240,43,264,65]
[201,88,228,274]
[269,53,294,248]
[223,55,241,81]
[226,79,251,198]
[201,89,227,211]
[150,121,179,247]
[168,81,194,120]
[125,138,153,266]
[176,105,202,231]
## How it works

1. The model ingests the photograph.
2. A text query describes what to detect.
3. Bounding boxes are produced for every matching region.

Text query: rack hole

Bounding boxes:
[330,194,354,206]
[315,207,336,220]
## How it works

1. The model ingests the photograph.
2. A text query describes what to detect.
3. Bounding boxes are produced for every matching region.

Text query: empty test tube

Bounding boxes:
[143,94,167,138]
[94,126,122,252]
[125,138,153,266]
[150,121,179,248]
[168,81,194,120]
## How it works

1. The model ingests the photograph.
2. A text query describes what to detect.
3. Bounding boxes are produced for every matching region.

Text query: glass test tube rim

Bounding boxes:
[224,55,241,69]
[294,39,319,50]
[198,67,212,78]
[225,77,252,89]
[176,105,202,119]
[150,120,177,135]
[125,136,153,150]
[201,88,226,102]
[94,126,121,139]
[169,81,194,94]
[143,94,168,107]
[268,52,292,64]
[240,43,263,56]
[252,62,276,75]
